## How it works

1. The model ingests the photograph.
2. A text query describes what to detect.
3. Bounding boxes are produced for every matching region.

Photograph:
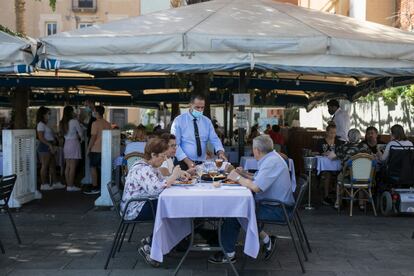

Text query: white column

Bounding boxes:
[95,129,120,207]
[349,0,366,21]
[3,129,42,208]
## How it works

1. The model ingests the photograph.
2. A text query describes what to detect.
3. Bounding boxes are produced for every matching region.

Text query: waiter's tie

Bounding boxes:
[193,118,202,157]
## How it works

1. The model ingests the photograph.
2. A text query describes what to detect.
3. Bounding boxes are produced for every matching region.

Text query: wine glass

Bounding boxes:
[208,169,218,182]
[215,158,224,172]
[196,165,204,182]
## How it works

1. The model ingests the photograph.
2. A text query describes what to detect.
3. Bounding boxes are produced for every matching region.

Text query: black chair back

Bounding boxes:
[387,146,414,187]
[0,175,17,207]
[292,174,309,215]
[107,181,123,215]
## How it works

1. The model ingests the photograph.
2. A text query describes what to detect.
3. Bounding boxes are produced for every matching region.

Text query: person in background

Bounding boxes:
[36,106,65,191]
[335,129,370,209]
[171,94,226,170]
[246,125,260,145]
[208,135,294,263]
[359,126,385,163]
[85,105,111,195]
[120,138,189,267]
[153,125,162,134]
[158,133,178,176]
[269,125,285,146]
[60,106,84,192]
[327,99,350,142]
[316,124,344,206]
[84,100,96,141]
[125,124,147,155]
[264,124,271,134]
[380,124,413,162]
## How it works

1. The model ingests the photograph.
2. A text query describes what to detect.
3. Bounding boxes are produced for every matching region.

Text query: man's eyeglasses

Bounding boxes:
[170,144,177,148]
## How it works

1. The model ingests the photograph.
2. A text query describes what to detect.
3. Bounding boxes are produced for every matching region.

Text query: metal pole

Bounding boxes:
[238,71,246,160]
[305,169,314,210]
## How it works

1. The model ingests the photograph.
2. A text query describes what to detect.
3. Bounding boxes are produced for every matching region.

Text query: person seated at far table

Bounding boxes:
[269,124,285,146]
[124,124,147,155]
[120,137,190,267]
[158,133,178,176]
[335,129,371,209]
[208,135,295,264]
[246,124,260,145]
[359,126,385,160]
[379,124,413,163]
[316,124,344,206]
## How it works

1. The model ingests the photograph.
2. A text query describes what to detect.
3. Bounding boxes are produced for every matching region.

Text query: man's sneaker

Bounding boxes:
[40,184,53,191]
[140,236,152,247]
[67,186,81,192]
[263,235,277,261]
[83,187,100,195]
[138,245,160,268]
[52,182,66,189]
[322,197,333,206]
[208,252,236,264]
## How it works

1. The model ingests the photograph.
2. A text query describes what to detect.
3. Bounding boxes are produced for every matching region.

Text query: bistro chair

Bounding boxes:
[257,175,309,273]
[337,153,377,217]
[0,174,22,248]
[294,175,312,253]
[104,181,156,269]
[125,152,144,171]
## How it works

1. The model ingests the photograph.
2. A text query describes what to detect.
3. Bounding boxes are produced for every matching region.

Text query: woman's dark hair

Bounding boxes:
[95,105,105,117]
[36,106,51,125]
[272,125,280,132]
[60,106,74,135]
[391,124,407,141]
[366,126,378,134]
[326,124,336,132]
[160,133,176,141]
[144,137,169,160]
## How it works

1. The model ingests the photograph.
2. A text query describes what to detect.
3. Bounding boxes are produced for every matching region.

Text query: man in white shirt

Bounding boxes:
[327,100,350,142]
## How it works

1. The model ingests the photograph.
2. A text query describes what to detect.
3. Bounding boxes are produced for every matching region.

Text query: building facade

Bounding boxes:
[0,0,141,38]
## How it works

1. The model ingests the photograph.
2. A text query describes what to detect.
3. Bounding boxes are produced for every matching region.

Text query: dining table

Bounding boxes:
[150,181,260,275]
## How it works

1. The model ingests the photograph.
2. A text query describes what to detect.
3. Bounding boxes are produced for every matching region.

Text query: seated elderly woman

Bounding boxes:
[316,124,344,206]
[335,129,371,209]
[120,137,189,267]
[208,135,295,264]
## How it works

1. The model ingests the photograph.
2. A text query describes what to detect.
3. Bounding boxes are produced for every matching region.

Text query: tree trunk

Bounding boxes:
[15,0,25,34]
[171,102,180,122]
[12,87,29,129]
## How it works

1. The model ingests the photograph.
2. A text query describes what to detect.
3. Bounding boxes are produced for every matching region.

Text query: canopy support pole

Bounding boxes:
[238,71,246,161]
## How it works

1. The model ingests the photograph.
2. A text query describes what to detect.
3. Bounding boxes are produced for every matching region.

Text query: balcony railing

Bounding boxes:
[72,0,97,12]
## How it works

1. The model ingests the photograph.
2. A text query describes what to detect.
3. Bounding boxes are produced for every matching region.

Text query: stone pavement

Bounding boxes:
[0,190,413,276]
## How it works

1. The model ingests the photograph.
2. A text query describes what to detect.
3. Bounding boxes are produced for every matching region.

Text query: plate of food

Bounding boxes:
[201,173,226,182]
[172,179,195,186]
[222,179,241,186]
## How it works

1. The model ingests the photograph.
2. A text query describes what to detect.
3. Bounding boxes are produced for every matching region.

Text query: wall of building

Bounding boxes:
[299,98,414,135]
[366,0,396,26]
[0,0,140,38]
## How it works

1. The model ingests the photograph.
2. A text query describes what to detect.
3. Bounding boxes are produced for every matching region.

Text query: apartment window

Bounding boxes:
[46,22,57,36]
[78,22,93,29]
[78,0,94,8]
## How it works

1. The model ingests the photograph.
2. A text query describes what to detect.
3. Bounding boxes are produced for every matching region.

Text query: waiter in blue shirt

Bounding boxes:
[171,94,227,170]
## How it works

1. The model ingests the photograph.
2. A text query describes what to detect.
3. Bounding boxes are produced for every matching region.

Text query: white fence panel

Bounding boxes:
[95,129,120,206]
[3,129,41,208]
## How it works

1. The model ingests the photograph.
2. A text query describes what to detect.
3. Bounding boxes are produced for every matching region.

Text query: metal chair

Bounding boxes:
[337,153,377,216]
[257,176,309,273]
[0,174,22,250]
[104,181,155,269]
[294,175,312,253]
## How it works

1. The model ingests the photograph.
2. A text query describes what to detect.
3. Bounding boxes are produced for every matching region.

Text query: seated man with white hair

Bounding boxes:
[208,135,295,264]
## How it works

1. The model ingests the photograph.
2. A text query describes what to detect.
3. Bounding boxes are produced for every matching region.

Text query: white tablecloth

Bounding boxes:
[150,183,260,262]
[240,156,297,192]
[316,156,342,175]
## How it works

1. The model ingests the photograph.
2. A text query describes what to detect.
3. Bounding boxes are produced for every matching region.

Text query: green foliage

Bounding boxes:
[0,24,25,38]
[122,123,137,131]
[35,0,57,11]
[359,85,414,106]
